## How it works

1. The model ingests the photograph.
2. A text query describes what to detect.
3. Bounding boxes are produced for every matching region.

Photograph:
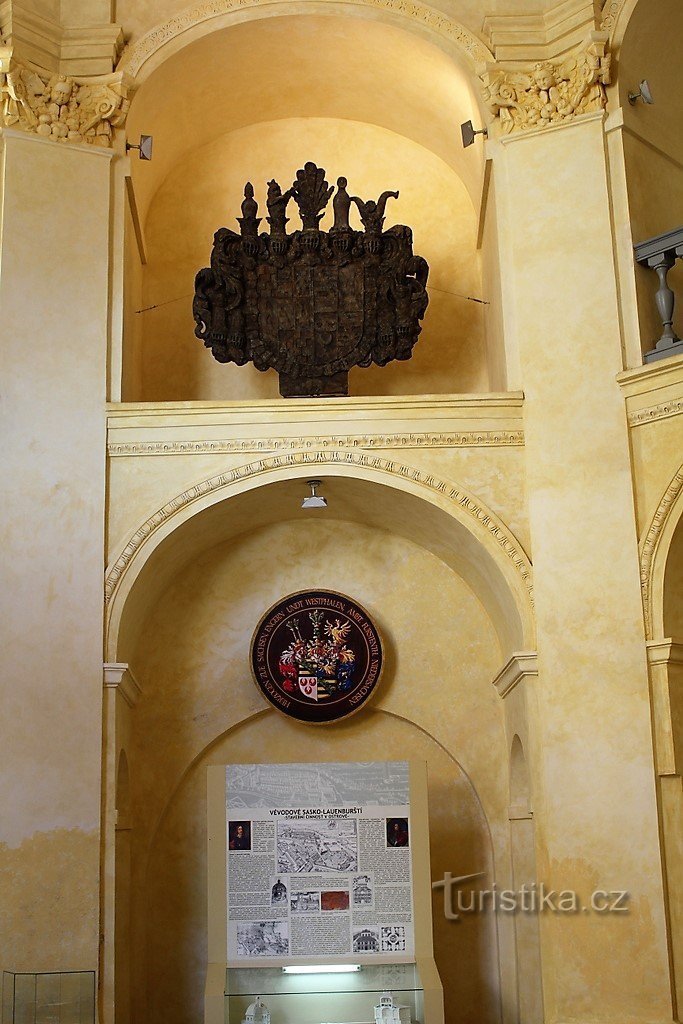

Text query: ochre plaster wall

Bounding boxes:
[126,520,506,1024]
[0,133,112,973]
[134,119,487,402]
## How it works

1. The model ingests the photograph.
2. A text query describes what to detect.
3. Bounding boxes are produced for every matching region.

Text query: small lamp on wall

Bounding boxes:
[126,134,154,160]
[628,80,654,105]
[460,120,488,148]
[301,480,327,509]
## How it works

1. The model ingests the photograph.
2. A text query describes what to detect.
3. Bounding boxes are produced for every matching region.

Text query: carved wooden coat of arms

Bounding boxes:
[193,162,429,397]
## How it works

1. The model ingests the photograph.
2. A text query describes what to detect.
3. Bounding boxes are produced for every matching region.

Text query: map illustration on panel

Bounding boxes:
[277,818,358,873]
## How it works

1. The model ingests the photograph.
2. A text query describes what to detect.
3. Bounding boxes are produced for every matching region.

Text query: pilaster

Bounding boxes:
[0,127,113,977]
[491,109,673,1021]
[101,664,140,1024]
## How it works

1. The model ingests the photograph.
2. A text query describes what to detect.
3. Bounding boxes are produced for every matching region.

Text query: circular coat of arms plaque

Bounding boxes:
[250,590,383,724]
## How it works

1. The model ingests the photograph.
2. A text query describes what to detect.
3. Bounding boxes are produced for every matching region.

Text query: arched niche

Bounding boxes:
[120,12,507,400]
[131,714,501,1024]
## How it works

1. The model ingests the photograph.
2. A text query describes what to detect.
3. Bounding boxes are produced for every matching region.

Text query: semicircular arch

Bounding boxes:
[105,449,535,662]
[640,463,683,640]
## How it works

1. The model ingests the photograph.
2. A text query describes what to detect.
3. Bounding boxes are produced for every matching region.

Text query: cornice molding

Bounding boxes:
[492,651,539,698]
[103,662,142,707]
[483,0,602,62]
[104,449,534,610]
[107,430,525,457]
[640,466,683,639]
[116,0,492,79]
[1,3,123,75]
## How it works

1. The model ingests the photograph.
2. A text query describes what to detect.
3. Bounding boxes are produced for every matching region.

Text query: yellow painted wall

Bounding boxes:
[0,132,112,972]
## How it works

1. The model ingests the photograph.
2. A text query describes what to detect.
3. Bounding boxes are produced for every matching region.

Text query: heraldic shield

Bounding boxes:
[193,162,429,398]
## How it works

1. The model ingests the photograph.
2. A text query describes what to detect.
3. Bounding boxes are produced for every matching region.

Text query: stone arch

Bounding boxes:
[117,0,492,81]
[640,464,683,639]
[104,450,535,662]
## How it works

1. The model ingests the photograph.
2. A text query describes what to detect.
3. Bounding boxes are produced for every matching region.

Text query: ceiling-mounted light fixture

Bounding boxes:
[301,480,327,509]
[460,120,488,148]
[628,80,654,106]
[126,134,154,160]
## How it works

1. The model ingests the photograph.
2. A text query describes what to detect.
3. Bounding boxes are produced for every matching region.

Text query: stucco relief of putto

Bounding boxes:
[480,34,611,134]
[0,50,130,146]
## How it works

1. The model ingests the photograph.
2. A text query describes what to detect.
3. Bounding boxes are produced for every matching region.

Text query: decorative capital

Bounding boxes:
[480,33,611,136]
[103,662,142,707]
[1,48,133,148]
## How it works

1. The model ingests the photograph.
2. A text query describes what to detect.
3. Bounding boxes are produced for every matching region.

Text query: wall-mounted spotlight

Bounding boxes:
[628,80,654,106]
[126,134,153,160]
[461,120,488,148]
[301,480,327,510]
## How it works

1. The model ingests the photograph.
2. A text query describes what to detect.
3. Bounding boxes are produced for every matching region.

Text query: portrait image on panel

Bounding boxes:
[229,820,252,851]
[386,817,409,848]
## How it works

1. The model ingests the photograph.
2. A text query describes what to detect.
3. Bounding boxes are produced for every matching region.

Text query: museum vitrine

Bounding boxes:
[224,963,426,1024]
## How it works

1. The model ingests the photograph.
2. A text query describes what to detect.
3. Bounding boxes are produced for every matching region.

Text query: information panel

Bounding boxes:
[225,762,414,962]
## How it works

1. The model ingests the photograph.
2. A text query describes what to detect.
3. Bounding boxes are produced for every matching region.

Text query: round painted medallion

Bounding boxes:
[250,590,383,724]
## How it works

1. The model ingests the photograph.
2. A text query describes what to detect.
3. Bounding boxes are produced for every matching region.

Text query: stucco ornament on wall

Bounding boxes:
[0,48,131,146]
[480,34,611,134]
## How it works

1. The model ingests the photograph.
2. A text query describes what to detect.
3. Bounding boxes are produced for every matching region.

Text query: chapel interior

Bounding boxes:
[1,0,683,1023]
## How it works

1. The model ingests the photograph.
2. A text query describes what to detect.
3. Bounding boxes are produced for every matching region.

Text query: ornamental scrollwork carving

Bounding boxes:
[480,34,611,135]
[0,49,131,147]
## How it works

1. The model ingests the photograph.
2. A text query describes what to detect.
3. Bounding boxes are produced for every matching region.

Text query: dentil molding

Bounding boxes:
[104,449,534,608]
[628,399,683,426]
[107,430,524,456]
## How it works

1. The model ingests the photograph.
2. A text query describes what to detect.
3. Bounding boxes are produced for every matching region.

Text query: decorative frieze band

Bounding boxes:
[104,449,534,609]
[107,430,525,457]
[628,399,683,426]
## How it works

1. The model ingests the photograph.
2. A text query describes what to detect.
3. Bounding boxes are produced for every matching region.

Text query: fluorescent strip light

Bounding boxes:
[282,965,361,975]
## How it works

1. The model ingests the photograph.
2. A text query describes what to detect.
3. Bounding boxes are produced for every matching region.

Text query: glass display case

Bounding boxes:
[224,964,425,1024]
[2,972,95,1024]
